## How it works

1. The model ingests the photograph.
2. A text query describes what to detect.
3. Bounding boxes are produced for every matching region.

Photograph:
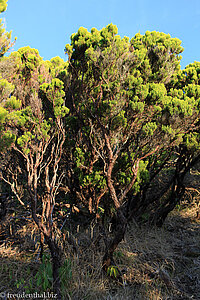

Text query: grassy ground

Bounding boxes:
[0,193,199,300]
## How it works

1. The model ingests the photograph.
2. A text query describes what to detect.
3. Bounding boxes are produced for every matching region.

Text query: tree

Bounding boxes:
[149,61,200,225]
[64,24,199,272]
[0,47,68,299]
[0,0,17,221]
[0,0,15,57]
[0,0,16,150]
[1,19,200,293]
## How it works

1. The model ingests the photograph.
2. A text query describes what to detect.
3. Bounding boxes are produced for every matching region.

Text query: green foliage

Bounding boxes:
[162,125,176,137]
[0,46,68,153]
[4,96,21,110]
[148,83,167,103]
[0,76,20,150]
[50,56,68,79]
[82,171,106,189]
[64,23,200,218]
[17,46,42,71]
[50,56,64,67]
[129,100,145,112]
[0,77,15,98]
[131,30,183,83]
[0,130,15,151]
[0,0,7,13]
[74,147,85,168]
[0,105,7,122]
[0,22,12,57]
[133,160,150,193]
[74,146,106,190]
[142,122,157,136]
[34,255,72,293]
[111,110,127,130]
[40,78,69,118]
[185,132,200,151]
[15,269,34,294]
[0,0,15,58]
[107,265,119,278]
[17,132,35,153]
[35,254,53,291]
[98,206,105,216]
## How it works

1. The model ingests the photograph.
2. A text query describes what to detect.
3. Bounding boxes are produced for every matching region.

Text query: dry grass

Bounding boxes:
[0,195,199,300]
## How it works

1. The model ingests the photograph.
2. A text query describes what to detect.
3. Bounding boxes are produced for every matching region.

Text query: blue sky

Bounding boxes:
[2,0,200,69]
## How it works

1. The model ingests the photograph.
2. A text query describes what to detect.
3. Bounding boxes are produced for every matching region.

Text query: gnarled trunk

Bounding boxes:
[46,235,62,300]
[102,209,127,273]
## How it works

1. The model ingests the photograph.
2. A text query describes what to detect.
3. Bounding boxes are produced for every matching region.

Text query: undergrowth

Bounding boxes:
[0,194,199,300]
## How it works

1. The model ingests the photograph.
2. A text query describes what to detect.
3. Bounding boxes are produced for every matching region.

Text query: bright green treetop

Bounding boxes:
[64,24,198,214]
[0,46,69,152]
[0,0,7,13]
[0,0,15,58]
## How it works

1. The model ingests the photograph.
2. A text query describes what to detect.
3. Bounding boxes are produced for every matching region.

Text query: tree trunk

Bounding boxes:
[154,180,185,227]
[102,209,127,273]
[46,236,62,300]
